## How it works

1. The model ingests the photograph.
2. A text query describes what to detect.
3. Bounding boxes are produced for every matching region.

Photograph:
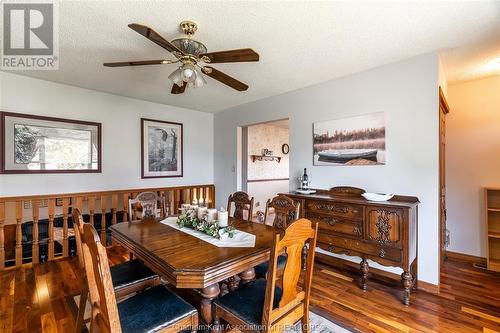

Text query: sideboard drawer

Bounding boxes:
[318,233,401,263]
[307,201,363,220]
[306,212,362,237]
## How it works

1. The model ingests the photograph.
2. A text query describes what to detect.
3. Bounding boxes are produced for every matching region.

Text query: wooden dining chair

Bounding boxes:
[263,195,300,230]
[254,195,300,278]
[128,191,159,221]
[81,223,198,333]
[72,208,160,332]
[213,218,318,333]
[227,191,254,222]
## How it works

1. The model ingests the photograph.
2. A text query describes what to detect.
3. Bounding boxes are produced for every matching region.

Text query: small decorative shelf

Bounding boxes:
[250,155,282,163]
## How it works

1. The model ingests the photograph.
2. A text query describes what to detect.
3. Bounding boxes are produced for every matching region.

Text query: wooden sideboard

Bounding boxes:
[284,187,419,305]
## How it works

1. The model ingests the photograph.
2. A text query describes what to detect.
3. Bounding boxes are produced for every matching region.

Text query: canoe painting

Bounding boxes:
[313,112,386,165]
[318,149,378,163]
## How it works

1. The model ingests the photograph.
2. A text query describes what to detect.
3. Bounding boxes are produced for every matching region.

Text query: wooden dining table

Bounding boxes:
[109,217,278,324]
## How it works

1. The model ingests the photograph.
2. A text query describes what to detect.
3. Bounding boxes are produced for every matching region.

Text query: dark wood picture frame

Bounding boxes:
[141,118,183,179]
[0,111,102,174]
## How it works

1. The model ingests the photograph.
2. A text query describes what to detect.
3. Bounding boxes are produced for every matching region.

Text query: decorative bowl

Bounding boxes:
[362,192,394,202]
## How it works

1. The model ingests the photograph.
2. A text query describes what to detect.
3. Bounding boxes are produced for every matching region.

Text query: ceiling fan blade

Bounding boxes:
[200,48,259,63]
[103,60,168,67]
[128,23,184,56]
[202,66,248,91]
[171,83,186,94]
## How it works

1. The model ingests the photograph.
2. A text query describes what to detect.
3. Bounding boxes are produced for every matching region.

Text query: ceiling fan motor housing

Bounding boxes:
[171,38,207,56]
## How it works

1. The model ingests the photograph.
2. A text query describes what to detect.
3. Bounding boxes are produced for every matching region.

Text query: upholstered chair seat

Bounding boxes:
[214,279,282,327]
[110,259,158,298]
[254,254,287,279]
[118,285,198,333]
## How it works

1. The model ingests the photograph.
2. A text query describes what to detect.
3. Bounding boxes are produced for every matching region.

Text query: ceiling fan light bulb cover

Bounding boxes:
[168,68,182,84]
[194,74,206,88]
[181,63,197,82]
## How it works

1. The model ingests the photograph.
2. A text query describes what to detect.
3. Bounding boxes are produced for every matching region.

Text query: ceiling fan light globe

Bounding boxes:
[194,74,206,88]
[168,68,182,85]
[180,63,196,82]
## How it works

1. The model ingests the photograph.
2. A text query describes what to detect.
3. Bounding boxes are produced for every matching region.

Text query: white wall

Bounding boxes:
[0,72,214,196]
[446,76,500,257]
[247,180,290,214]
[214,53,441,284]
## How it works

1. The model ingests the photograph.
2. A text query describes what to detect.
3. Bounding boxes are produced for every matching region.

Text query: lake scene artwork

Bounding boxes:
[313,112,386,166]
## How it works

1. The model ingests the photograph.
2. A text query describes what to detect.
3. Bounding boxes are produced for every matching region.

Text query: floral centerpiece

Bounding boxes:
[177,207,235,239]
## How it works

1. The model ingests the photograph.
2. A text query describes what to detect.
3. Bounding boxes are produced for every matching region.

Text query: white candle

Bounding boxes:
[181,203,190,214]
[218,209,229,227]
[207,209,218,222]
[197,207,208,220]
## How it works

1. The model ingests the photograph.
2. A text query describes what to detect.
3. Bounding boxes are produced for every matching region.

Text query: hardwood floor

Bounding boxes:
[0,247,499,333]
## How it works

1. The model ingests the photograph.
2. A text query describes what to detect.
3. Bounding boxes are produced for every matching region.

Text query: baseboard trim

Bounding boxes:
[445,251,486,265]
[315,252,440,295]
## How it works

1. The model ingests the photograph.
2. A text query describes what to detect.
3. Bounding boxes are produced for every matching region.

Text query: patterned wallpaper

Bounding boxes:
[247,123,289,180]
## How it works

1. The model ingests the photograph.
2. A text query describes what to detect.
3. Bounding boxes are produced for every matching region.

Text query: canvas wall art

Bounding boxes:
[313,112,386,166]
[141,118,183,178]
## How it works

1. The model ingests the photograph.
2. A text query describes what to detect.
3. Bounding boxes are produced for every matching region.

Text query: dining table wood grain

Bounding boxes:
[109,217,279,324]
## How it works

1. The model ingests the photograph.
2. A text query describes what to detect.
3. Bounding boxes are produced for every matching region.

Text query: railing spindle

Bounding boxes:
[100,195,107,244]
[111,194,118,225]
[32,200,40,264]
[169,191,175,216]
[48,199,55,261]
[0,202,5,271]
[175,190,181,211]
[15,201,23,267]
[122,193,129,222]
[88,196,95,226]
[62,198,70,257]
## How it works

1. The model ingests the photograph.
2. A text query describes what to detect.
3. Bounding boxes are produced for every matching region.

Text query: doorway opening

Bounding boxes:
[238,119,289,222]
[439,87,450,272]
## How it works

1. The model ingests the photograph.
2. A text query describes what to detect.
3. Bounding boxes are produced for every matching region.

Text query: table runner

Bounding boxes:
[161,217,256,247]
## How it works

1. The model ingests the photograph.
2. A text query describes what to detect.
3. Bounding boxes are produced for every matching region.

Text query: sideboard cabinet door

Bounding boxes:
[365,207,403,248]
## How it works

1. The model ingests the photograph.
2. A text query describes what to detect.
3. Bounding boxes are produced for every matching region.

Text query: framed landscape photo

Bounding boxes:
[1,112,101,174]
[313,112,386,166]
[141,118,183,178]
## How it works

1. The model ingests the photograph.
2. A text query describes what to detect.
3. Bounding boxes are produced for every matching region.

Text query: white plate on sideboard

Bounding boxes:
[362,192,394,201]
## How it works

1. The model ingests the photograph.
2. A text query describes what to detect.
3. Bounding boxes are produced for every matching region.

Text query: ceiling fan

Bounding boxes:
[103,21,259,94]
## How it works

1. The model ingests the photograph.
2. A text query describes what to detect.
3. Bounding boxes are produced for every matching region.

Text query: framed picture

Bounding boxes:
[1,112,101,173]
[313,112,386,166]
[141,118,183,178]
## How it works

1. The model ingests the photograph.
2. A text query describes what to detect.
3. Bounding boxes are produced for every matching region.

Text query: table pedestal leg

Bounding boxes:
[239,268,255,286]
[200,283,220,325]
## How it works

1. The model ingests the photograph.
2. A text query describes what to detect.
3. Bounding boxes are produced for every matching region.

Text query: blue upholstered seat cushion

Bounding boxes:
[118,285,197,333]
[254,254,287,279]
[110,259,157,291]
[214,279,282,327]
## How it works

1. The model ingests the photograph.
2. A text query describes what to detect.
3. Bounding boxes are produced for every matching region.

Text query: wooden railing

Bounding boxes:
[0,184,215,271]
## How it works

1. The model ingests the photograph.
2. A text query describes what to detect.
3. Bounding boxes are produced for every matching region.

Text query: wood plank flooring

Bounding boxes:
[0,247,499,333]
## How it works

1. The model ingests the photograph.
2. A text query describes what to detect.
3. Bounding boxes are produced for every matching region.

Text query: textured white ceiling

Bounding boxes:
[6,1,500,112]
